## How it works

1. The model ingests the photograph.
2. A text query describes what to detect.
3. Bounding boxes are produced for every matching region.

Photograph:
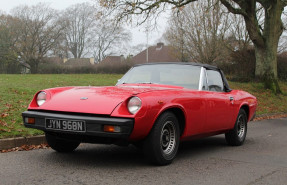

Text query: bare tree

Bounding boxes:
[225,13,251,51]
[61,3,131,61]
[278,35,287,53]
[164,11,189,62]
[10,3,64,73]
[165,0,231,64]
[0,14,19,73]
[61,3,96,58]
[101,0,286,93]
[92,14,131,62]
[220,1,285,93]
[278,14,287,53]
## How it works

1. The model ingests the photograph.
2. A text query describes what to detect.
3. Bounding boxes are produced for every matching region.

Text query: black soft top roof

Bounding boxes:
[135,62,219,71]
[134,62,232,92]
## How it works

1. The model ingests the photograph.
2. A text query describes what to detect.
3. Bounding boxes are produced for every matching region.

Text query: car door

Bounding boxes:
[203,69,235,132]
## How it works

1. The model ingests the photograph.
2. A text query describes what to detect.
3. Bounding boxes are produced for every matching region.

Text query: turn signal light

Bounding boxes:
[25,117,35,124]
[103,125,121,133]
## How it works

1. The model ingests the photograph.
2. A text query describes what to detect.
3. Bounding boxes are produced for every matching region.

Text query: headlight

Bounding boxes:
[37,91,47,106]
[127,97,142,114]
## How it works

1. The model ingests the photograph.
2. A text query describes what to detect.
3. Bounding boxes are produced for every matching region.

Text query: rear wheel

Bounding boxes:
[143,112,180,165]
[225,109,247,146]
[45,132,80,152]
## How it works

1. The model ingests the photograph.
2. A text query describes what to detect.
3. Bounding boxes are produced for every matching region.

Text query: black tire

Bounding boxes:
[225,109,247,146]
[143,111,180,165]
[45,133,80,153]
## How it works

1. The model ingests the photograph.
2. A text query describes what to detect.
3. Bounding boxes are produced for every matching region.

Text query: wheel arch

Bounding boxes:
[240,104,249,120]
[156,106,186,136]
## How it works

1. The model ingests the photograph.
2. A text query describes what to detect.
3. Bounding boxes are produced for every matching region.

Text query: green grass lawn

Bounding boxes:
[0,74,286,139]
[229,81,287,115]
[0,74,122,139]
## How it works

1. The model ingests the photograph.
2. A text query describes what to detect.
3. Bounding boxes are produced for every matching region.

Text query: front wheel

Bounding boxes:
[45,132,80,152]
[143,112,180,165]
[225,109,247,146]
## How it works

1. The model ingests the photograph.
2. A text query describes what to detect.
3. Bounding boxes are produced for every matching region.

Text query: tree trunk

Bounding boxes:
[256,1,283,94]
[244,1,283,94]
[254,44,281,93]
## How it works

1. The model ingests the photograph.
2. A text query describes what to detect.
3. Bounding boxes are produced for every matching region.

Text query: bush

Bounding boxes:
[218,49,255,82]
[95,60,133,74]
[38,60,133,74]
[220,49,287,82]
[0,60,22,74]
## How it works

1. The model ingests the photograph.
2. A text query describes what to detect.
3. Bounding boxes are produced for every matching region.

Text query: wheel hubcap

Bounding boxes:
[160,121,176,156]
[237,115,245,138]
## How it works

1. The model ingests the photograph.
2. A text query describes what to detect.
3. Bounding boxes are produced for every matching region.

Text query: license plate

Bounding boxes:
[45,118,86,132]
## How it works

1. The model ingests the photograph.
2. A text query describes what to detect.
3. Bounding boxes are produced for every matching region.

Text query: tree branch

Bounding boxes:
[281,0,287,7]
[220,0,247,16]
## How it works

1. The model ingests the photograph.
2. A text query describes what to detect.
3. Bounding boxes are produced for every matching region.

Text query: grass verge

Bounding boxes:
[0,74,286,139]
[229,81,287,115]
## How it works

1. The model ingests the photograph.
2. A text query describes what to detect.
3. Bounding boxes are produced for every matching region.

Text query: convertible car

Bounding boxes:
[22,63,257,165]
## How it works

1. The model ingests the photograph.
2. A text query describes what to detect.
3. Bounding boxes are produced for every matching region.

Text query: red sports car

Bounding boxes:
[22,63,257,165]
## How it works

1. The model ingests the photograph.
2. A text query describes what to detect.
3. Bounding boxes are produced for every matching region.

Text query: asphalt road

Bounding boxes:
[1,118,287,185]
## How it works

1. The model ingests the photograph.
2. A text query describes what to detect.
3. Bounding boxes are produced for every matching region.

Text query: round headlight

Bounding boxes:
[127,97,142,114]
[37,91,47,106]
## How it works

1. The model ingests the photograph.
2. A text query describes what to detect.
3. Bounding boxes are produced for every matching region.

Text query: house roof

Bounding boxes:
[132,43,181,63]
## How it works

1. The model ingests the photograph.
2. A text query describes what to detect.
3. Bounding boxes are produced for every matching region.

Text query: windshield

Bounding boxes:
[117,64,201,89]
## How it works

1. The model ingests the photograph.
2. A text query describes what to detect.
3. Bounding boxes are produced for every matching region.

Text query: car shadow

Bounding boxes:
[43,144,149,168]
[177,135,229,160]
[39,135,232,168]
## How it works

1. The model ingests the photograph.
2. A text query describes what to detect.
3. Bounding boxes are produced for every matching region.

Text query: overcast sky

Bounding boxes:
[0,0,168,48]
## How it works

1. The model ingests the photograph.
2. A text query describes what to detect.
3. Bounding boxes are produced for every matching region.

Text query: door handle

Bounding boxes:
[229,97,234,101]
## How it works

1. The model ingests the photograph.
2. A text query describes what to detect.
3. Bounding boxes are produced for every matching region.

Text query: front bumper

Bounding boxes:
[22,111,134,139]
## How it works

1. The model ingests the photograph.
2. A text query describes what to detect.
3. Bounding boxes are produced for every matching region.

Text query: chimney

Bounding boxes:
[156,42,164,50]
[120,55,125,62]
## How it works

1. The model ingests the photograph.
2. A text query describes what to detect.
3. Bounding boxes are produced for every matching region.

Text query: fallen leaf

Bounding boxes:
[0,144,49,153]
[254,113,287,121]
[1,113,9,118]
[0,120,8,127]
[5,104,12,109]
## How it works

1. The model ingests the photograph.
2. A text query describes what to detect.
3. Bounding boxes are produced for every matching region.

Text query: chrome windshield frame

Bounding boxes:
[199,67,208,91]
